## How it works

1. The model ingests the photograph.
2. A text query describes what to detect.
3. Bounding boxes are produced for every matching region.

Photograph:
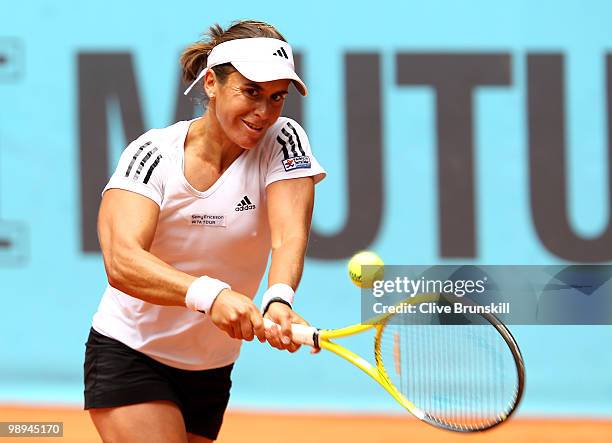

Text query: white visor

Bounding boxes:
[183,37,307,96]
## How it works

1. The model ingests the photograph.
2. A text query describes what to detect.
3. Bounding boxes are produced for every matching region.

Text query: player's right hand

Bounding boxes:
[209,289,266,342]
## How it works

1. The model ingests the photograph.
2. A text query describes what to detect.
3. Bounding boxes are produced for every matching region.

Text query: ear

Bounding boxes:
[204,70,217,100]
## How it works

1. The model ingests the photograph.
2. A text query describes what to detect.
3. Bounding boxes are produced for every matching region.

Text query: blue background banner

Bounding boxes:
[1,0,611,416]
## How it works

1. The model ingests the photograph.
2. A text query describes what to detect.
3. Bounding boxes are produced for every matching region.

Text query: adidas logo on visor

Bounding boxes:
[272,47,289,59]
[235,195,256,211]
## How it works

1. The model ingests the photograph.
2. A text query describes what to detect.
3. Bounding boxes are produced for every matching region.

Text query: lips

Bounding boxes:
[242,120,263,132]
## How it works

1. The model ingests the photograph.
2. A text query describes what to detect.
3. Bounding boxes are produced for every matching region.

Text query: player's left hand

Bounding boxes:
[264,303,319,354]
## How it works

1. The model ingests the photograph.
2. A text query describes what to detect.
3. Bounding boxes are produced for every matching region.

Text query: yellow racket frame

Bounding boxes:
[265,292,525,432]
[318,323,425,418]
[315,295,441,421]
[308,292,525,431]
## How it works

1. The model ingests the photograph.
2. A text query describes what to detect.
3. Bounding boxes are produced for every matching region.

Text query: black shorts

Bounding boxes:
[84,328,233,440]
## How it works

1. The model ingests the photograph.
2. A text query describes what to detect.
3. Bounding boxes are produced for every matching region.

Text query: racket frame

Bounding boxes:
[265,292,525,432]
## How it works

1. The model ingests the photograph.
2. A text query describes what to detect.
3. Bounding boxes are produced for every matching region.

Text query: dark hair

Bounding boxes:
[180,20,286,86]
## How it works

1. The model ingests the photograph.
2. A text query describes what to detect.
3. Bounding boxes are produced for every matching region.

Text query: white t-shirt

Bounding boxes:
[92,117,326,370]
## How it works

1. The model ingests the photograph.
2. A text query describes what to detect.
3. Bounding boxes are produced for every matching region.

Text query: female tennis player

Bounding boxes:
[84,20,325,443]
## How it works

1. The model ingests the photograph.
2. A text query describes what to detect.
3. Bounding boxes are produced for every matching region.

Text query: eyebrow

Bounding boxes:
[244,81,288,95]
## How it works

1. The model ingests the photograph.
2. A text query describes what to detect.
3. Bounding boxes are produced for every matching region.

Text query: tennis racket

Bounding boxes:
[264,293,525,432]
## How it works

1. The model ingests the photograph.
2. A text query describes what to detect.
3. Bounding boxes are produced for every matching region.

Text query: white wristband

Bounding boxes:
[260,283,295,313]
[185,276,231,314]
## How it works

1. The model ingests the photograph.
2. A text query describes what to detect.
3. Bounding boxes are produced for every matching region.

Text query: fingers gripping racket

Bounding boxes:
[264,294,525,432]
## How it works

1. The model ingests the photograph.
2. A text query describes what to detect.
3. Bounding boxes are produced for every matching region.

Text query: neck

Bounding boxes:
[186,108,244,172]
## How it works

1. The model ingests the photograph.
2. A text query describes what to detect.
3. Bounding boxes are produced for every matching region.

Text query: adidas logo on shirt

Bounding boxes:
[235,195,256,211]
[123,141,163,184]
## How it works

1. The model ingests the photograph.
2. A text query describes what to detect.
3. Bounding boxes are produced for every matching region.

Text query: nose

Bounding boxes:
[253,97,271,120]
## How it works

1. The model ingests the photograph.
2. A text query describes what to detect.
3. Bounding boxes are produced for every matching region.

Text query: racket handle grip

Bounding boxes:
[263,319,318,348]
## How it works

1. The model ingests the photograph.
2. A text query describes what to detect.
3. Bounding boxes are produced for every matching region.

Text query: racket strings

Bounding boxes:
[377,319,521,431]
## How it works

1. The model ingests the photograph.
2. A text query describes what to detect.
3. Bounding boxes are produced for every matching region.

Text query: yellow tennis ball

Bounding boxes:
[348,251,385,288]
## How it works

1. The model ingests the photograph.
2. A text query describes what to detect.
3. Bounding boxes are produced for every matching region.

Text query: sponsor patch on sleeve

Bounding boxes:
[282,155,311,172]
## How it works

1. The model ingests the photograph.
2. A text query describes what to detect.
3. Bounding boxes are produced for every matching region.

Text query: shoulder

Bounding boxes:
[129,120,190,156]
[268,117,307,140]
[258,117,309,157]
[115,120,191,185]
[120,120,191,171]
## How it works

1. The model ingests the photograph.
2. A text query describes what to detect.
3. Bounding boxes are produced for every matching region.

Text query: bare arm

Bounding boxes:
[264,176,315,351]
[267,177,314,289]
[98,188,195,305]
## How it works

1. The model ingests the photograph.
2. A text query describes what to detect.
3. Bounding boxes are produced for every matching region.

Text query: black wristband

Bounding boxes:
[263,297,292,315]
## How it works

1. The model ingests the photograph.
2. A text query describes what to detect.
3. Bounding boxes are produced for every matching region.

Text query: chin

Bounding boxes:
[226,118,271,148]
[236,133,266,149]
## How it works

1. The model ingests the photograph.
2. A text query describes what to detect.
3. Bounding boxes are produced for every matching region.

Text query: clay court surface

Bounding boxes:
[1,405,611,442]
